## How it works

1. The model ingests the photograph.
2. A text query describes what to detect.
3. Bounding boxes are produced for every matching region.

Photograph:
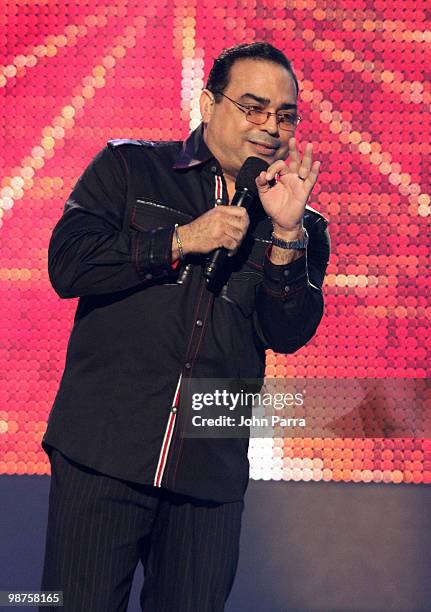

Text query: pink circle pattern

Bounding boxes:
[0,0,430,483]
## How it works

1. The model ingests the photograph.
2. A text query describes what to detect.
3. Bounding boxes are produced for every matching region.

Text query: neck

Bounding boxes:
[225,180,236,205]
[202,123,237,185]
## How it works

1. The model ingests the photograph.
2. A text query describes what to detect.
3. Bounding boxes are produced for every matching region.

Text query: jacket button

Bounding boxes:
[284,285,290,293]
[211,165,217,173]
[145,273,153,280]
[172,407,178,413]
[196,319,203,327]
[283,269,290,277]
[185,362,192,369]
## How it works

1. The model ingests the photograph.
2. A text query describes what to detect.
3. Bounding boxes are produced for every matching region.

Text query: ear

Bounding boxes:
[199,89,215,124]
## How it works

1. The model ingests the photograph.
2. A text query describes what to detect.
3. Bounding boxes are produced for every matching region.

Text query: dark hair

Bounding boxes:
[206,42,299,101]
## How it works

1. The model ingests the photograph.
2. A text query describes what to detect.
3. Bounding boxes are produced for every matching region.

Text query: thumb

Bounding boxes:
[255,172,270,193]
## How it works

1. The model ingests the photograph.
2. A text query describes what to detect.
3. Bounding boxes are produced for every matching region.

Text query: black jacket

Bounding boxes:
[41,123,330,502]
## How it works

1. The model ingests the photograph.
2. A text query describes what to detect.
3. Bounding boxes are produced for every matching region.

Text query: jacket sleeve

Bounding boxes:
[48,145,176,299]
[252,219,331,354]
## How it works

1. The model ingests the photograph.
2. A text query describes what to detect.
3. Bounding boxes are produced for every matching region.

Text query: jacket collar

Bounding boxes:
[173,122,215,170]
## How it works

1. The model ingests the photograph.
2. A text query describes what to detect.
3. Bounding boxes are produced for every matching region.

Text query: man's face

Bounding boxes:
[200,58,298,181]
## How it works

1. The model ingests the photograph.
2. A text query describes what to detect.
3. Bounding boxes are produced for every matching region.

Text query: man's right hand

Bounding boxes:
[172,205,250,261]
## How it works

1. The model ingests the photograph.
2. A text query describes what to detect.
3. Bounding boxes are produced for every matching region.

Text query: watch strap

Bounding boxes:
[271,227,309,250]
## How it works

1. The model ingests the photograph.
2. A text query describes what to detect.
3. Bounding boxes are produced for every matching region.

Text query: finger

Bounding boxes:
[298,142,313,177]
[227,247,239,257]
[256,170,268,187]
[303,160,321,188]
[223,235,241,252]
[223,217,249,232]
[223,225,246,243]
[264,161,288,181]
[287,137,300,171]
[218,205,249,218]
[255,171,272,192]
[256,166,285,192]
[222,212,250,233]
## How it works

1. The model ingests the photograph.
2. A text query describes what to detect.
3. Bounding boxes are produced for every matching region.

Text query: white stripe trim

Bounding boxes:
[153,372,182,487]
[214,175,223,204]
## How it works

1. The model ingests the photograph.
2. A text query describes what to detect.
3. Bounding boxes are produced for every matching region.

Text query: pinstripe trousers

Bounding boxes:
[40,448,244,612]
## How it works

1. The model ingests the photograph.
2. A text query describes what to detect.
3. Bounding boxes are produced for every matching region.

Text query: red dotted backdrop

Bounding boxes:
[0,1,430,484]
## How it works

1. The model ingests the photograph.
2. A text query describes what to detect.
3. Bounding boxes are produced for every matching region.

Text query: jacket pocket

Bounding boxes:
[223,271,261,317]
[130,199,195,286]
[130,199,194,230]
[223,239,268,317]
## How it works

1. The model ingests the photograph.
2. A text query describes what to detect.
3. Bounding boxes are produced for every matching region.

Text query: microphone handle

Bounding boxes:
[204,188,256,286]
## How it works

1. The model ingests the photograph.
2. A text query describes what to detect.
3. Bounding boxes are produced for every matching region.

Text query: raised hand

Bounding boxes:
[255,137,321,233]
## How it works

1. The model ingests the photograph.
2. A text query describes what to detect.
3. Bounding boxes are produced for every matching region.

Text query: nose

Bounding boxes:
[261,112,280,136]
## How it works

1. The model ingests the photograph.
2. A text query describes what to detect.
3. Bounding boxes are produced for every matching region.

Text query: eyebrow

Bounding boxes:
[238,92,297,110]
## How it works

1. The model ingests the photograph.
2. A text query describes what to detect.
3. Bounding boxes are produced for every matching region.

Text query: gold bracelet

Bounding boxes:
[174,224,184,260]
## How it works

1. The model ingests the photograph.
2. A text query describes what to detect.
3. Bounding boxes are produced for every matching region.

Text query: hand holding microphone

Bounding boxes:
[203,156,269,286]
[173,204,251,259]
[173,157,269,287]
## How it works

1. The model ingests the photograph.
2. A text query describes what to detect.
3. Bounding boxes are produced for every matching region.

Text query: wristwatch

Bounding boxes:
[271,227,309,250]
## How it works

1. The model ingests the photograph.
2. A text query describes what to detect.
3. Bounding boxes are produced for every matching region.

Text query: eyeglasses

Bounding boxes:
[212,91,301,131]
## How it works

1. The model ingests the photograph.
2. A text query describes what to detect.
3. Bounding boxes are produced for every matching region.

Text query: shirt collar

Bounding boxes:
[173,122,215,170]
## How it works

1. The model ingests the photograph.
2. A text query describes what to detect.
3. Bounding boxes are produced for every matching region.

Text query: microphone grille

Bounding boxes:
[235,156,269,195]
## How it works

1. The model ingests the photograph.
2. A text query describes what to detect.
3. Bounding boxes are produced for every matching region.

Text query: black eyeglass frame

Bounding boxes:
[211,90,302,130]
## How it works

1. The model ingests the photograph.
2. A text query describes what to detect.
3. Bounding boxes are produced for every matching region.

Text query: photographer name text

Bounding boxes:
[192,415,306,427]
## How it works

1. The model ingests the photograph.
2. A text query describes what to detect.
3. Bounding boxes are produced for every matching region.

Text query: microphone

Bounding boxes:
[204,156,269,287]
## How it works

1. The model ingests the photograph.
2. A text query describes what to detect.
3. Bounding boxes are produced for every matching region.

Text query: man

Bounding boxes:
[40,42,330,611]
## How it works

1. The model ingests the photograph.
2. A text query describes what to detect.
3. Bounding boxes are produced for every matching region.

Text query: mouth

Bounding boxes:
[248,140,279,155]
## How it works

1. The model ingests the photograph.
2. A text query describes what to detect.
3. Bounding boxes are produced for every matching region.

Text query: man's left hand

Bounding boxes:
[255,137,321,234]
